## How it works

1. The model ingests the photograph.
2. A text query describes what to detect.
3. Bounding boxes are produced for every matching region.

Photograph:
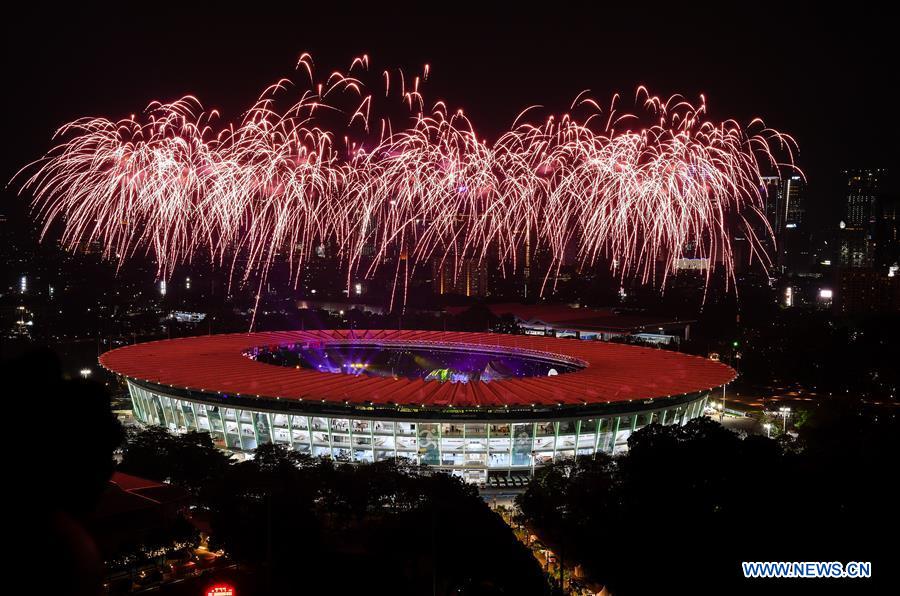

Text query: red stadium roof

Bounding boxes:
[99,330,735,409]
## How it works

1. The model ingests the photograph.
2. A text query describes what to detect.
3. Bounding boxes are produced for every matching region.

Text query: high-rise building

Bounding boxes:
[760,175,809,274]
[432,257,490,297]
[839,169,884,268]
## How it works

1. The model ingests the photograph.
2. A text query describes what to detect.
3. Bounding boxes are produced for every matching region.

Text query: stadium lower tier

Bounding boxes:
[127,380,711,484]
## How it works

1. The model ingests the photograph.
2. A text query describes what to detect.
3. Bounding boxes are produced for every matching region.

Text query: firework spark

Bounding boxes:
[16,55,800,315]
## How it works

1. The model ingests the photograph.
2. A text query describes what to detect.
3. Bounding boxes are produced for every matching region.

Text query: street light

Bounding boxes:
[80,368,92,378]
[763,423,772,438]
[779,406,791,432]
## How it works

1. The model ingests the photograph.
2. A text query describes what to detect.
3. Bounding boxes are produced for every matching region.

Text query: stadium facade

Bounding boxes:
[101,330,734,485]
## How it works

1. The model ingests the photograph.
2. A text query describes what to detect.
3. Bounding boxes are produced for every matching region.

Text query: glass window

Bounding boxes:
[489,438,510,453]
[465,423,487,437]
[536,421,555,437]
[373,435,395,449]
[396,422,416,436]
[253,413,272,444]
[558,420,577,435]
[511,423,534,466]
[533,436,555,451]
[354,449,374,463]
[441,438,464,453]
[441,423,463,437]
[489,452,510,467]
[373,420,393,434]
[418,424,440,465]
[331,418,350,433]
[374,449,394,462]
[489,423,510,437]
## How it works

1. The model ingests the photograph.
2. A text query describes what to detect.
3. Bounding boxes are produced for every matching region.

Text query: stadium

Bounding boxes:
[100,330,735,486]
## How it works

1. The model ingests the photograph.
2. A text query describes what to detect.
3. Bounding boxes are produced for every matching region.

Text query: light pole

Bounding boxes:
[80,368,92,379]
[763,422,772,438]
[779,406,791,433]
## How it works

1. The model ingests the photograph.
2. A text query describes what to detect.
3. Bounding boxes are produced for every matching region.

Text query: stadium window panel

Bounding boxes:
[489,452,510,467]
[533,436,555,451]
[373,420,393,434]
[225,432,241,450]
[511,423,534,466]
[534,453,554,466]
[465,438,487,452]
[441,423,463,437]
[466,452,487,465]
[181,401,196,428]
[465,423,487,437]
[374,435,395,449]
[536,421,555,436]
[353,449,373,462]
[331,418,350,433]
[489,423,510,437]
[396,422,416,436]
[418,424,440,465]
[442,438,464,453]
[558,419,577,435]
[253,413,272,444]
[396,436,417,450]
[489,438,510,453]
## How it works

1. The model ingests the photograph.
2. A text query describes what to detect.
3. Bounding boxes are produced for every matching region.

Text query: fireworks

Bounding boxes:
[16,55,800,311]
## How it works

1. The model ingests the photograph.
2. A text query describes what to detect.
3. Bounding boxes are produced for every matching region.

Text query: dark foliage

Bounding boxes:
[121,437,551,595]
[517,408,898,595]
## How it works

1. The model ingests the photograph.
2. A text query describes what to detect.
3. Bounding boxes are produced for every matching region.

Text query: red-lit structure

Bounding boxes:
[102,330,733,484]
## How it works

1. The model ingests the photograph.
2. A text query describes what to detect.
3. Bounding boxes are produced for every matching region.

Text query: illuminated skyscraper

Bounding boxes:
[761,175,808,274]
[839,169,884,268]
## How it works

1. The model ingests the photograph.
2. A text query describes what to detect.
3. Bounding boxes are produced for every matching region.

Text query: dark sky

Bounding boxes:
[4,4,894,228]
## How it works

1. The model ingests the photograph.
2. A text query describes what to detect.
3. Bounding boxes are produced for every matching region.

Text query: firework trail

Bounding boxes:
[15,54,800,316]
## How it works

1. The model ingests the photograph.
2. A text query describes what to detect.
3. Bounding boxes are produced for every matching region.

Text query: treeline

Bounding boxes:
[120,428,552,595]
[516,403,898,594]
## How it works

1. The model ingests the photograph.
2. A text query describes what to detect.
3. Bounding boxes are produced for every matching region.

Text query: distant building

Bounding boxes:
[760,175,809,274]
[835,267,899,314]
[448,302,694,343]
[432,258,490,297]
[839,169,885,268]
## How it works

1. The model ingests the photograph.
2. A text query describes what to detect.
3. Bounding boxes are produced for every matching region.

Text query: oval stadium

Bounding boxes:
[100,330,735,486]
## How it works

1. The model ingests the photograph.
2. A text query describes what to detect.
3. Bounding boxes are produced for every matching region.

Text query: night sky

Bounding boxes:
[4,5,894,229]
